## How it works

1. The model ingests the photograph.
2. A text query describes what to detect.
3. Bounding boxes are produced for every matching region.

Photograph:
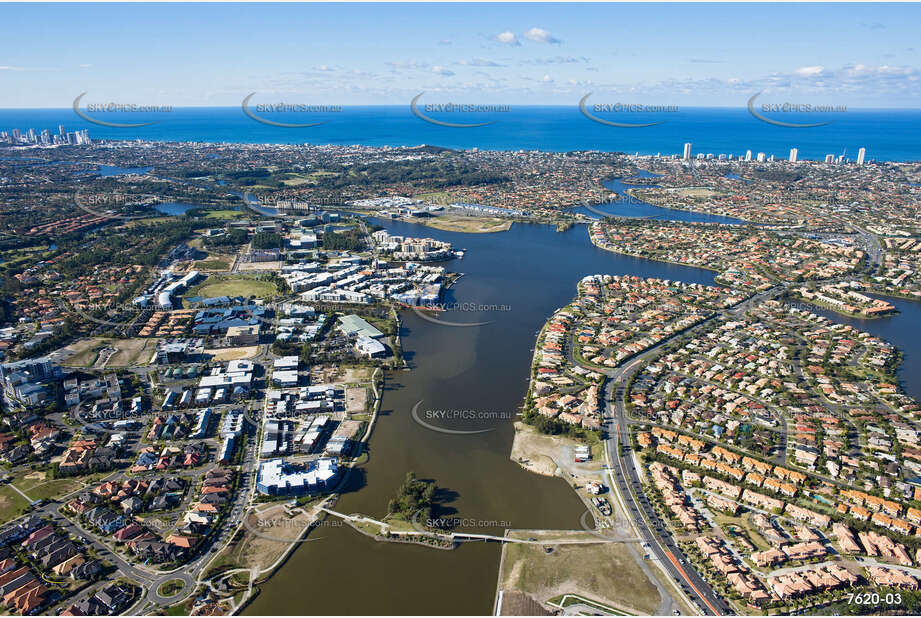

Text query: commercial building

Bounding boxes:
[355,336,387,358]
[256,458,339,495]
[226,325,260,346]
[337,314,384,339]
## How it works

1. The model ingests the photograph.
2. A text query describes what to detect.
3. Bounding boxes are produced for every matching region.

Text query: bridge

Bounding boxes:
[320,507,641,545]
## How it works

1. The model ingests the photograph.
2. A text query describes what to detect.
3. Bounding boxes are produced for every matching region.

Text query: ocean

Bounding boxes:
[2,106,920,161]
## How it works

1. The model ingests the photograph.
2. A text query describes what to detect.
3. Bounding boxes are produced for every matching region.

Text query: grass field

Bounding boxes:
[220,504,316,572]
[107,338,158,367]
[16,477,85,502]
[61,338,108,367]
[499,530,661,615]
[188,276,279,300]
[195,258,233,271]
[414,191,455,205]
[203,209,245,220]
[0,485,31,524]
[712,511,772,552]
[403,214,512,233]
[13,470,103,503]
[63,337,157,367]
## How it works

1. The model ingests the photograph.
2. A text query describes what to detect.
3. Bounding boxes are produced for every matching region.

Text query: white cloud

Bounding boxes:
[494,31,520,46]
[542,74,554,83]
[524,27,561,45]
[432,65,455,76]
[795,65,826,77]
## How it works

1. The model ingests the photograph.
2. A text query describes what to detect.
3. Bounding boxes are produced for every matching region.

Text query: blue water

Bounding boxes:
[2,107,920,161]
[97,165,152,176]
[725,172,751,184]
[574,177,746,224]
[154,202,203,215]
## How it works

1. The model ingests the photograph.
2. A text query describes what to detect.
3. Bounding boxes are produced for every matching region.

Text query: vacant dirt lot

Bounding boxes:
[509,422,567,477]
[345,387,368,413]
[206,346,259,361]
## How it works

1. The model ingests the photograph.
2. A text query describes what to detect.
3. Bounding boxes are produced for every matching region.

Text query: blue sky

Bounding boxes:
[2,2,920,107]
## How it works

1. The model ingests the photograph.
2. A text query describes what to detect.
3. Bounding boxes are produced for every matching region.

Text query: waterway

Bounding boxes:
[246,217,921,615]
[96,164,152,176]
[153,202,203,216]
[245,220,717,615]
[573,176,745,225]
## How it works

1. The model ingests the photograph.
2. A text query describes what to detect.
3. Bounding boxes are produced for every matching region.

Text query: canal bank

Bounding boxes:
[809,294,921,402]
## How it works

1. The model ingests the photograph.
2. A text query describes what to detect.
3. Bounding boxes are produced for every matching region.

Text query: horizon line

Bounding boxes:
[3,105,921,111]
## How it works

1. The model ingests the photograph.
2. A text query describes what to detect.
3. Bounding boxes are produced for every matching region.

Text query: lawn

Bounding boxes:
[203,209,245,220]
[61,337,114,367]
[712,511,772,552]
[188,276,279,300]
[158,579,186,597]
[412,214,512,234]
[195,258,232,271]
[20,478,86,502]
[13,470,89,502]
[61,337,156,367]
[414,190,455,205]
[107,338,158,367]
[499,531,661,615]
[0,485,31,524]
